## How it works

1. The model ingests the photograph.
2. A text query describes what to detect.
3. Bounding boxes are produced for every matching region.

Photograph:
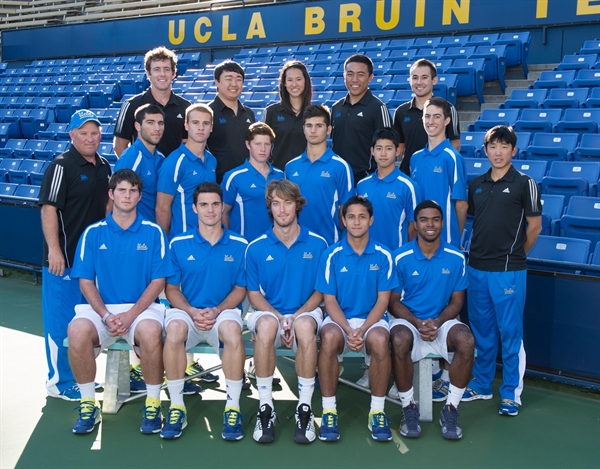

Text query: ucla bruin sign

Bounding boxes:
[2,0,599,60]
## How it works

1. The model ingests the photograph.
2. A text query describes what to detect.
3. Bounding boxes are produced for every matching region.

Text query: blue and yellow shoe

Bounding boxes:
[160,405,187,439]
[499,399,519,416]
[222,407,244,441]
[319,409,340,442]
[130,365,146,393]
[186,360,219,383]
[140,397,162,434]
[49,384,81,401]
[432,379,450,402]
[72,398,101,434]
[368,411,393,442]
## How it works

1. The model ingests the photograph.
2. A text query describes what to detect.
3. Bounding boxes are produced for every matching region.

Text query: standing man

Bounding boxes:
[245,179,328,444]
[316,196,397,442]
[331,54,392,186]
[162,182,248,440]
[393,59,461,176]
[207,60,256,182]
[410,97,467,248]
[156,103,216,239]
[114,104,165,222]
[462,126,542,416]
[285,104,354,246]
[39,109,111,400]
[389,200,474,441]
[68,169,172,435]
[114,46,190,158]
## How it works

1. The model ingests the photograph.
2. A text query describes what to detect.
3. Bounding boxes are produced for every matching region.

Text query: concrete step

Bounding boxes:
[458,111,481,122]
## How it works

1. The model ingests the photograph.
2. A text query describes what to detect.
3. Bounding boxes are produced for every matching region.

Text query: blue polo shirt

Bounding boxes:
[114,138,165,223]
[392,238,467,320]
[245,226,328,316]
[285,148,355,245]
[316,236,397,320]
[357,168,421,249]
[157,143,217,238]
[167,227,247,308]
[410,139,467,247]
[72,212,172,305]
[221,159,284,242]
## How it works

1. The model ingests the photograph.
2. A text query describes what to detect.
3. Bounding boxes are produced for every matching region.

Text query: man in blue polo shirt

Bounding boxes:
[161,182,248,440]
[410,97,467,248]
[389,200,474,441]
[67,169,172,435]
[316,196,397,443]
[221,122,283,242]
[156,103,217,239]
[245,179,328,444]
[114,103,165,222]
[285,104,354,246]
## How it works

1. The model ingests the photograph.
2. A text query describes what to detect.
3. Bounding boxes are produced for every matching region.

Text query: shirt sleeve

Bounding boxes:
[315,248,337,296]
[393,108,406,144]
[166,241,182,286]
[375,103,393,129]
[336,161,355,205]
[150,225,174,281]
[221,170,238,206]
[447,105,461,141]
[244,245,260,292]
[453,254,468,292]
[522,175,542,217]
[71,226,96,281]
[38,160,68,210]
[113,98,135,141]
[113,146,135,171]
[450,153,467,202]
[235,254,247,288]
[377,247,399,292]
[157,154,179,196]
[467,180,476,217]
[392,253,405,294]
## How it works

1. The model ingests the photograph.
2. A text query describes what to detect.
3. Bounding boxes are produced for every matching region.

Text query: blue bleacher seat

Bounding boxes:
[514,160,548,186]
[585,87,600,108]
[370,51,391,63]
[443,46,476,60]
[244,92,278,108]
[470,109,520,132]
[525,132,579,162]
[98,142,116,163]
[471,45,507,92]
[119,74,149,95]
[20,109,55,139]
[528,235,591,268]
[101,125,115,142]
[0,140,26,158]
[273,45,298,56]
[15,140,48,159]
[38,123,69,141]
[447,58,485,104]
[574,133,600,161]
[514,108,563,134]
[464,157,491,181]
[410,37,442,49]
[557,54,598,71]
[35,140,68,160]
[312,77,335,92]
[441,35,470,47]
[12,184,40,202]
[466,33,499,47]
[6,166,28,184]
[388,49,417,62]
[542,88,589,109]
[556,108,600,135]
[541,161,600,202]
[17,158,45,174]
[339,41,365,53]
[459,132,485,158]
[580,40,600,55]
[363,40,390,51]
[312,52,339,65]
[560,197,600,247]
[0,182,18,198]
[540,194,565,235]
[389,89,414,108]
[370,76,392,91]
[0,123,11,145]
[384,39,415,50]
[416,48,447,60]
[371,90,394,104]
[432,59,453,74]
[328,77,347,92]
[501,89,547,109]
[572,69,600,89]
[532,70,577,89]
[311,64,340,78]
[372,63,392,76]
[55,96,87,123]
[388,61,413,76]
[433,74,458,104]
[496,32,531,76]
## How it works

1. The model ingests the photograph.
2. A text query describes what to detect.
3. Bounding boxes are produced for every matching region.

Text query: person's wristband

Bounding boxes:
[101,311,113,326]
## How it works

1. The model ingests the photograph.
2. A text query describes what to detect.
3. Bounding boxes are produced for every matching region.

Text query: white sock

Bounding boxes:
[256,376,273,408]
[322,395,336,412]
[146,383,162,401]
[370,395,386,413]
[297,376,315,408]
[432,360,440,375]
[225,378,243,410]
[398,388,414,408]
[446,384,464,408]
[186,352,194,366]
[167,379,185,407]
[78,382,95,400]
[441,369,450,382]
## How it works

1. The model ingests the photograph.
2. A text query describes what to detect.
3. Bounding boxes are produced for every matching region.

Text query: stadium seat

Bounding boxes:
[388,49,417,62]
[540,194,565,235]
[0,140,26,158]
[432,59,453,74]
[371,90,394,104]
[501,89,547,109]
[447,58,485,104]
[525,132,579,162]
[443,46,476,60]
[312,52,339,65]
[496,32,531,76]
[466,33,499,47]
[471,45,507,92]
[557,54,598,71]
[251,79,278,93]
[560,202,600,253]
[98,142,116,163]
[514,160,548,186]
[388,61,413,76]
[541,161,600,202]
[514,108,563,134]
[384,39,415,50]
[372,63,392,76]
[556,109,600,135]
[55,97,87,123]
[244,92,278,108]
[416,48,447,60]
[410,37,442,49]
[459,132,485,158]
[0,182,18,198]
[528,235,591,268]
[464,157,491,181]
[119,74,149,95]
[20,109,55,139]
[14,140,48,159]
[12,184,40,202]
[592,241,600,265]
[572,69,600,89]
[580,40,600,55]
[273,45,298,56]
[370,76,392,90]
[312,77,335,92]
[311,64,340,77]
[363,40,390,51]
[542,88,589,109]
[38,123,70,141]
[34,140,68,160]
[532,70,577,89]
[574,134,600,161]
[433,74,458,104]
[388,89,413,108]
[101,124,115,142]
[440,35,470,47]
[585,87,600,108]
[0,123,13,145]
[328,77,347,92]
[470,109,520,132]
[370,51,391,63]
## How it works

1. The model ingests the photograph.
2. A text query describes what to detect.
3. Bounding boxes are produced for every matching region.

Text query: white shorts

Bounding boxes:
[246,307,323,354]
[164,308,243,358]
[72,303,165,358]
[321,316,390,366]
[389,318,466,363]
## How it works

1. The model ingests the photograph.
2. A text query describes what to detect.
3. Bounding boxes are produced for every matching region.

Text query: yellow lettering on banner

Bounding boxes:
[339,3,361,32]
[376,0,400,31]
[246,12,266,39]
[305,7,326,35]
[442,0,470,25]
[194,17,211,43]
[168,19,185,45]
[577,0,600,15]
[222,15,237,41]
[415,0,426,27]
[536,0,548,18]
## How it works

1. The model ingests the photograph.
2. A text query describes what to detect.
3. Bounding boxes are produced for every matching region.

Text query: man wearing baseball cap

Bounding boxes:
[39,109,113,401]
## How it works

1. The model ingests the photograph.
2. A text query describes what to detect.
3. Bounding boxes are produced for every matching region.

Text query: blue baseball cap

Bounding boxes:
[70,109,102,131]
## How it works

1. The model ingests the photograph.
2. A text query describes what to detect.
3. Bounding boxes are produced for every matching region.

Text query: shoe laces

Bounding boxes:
[258,406,274,428]
[130,366,144,381]
[297,406,311,428]
[371,412,391,429]
[322,411,337,428]
[403,404,420,426]
[141,403,161,420]
[443,405,458,427]
[167,407,185,425]
[75,399,96,419]
[225,409,242,427]
[501,398,516,407]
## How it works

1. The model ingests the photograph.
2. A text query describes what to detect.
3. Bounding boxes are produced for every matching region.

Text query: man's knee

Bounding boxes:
[136,319,163,346]
[448,324,475,355]
[254,315,278,340]
[165,319,188,344]
[390,325,413,356]
[294,316,317,344]
[67,318,97,345]
[319,325,343,351]
[219,320,242,345]
[366,327,390,356]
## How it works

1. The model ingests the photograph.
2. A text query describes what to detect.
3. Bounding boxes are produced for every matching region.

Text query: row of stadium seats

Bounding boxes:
[0,140,114,160]
[500,87,600,109]
[539,195,600,241]
[528,69,600,89]
[528,236,600,274]
[555,54,600,71]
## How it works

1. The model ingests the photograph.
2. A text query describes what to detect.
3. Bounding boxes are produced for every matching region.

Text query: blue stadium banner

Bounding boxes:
[3,0,599,60]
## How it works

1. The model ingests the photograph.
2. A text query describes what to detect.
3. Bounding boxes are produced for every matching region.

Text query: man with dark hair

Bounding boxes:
[67,168,172,435]
[389,199,474,441]
[39,109,111,401]
[161,182,248,440]
[245,179,328,444]
[410,97,467,249]
[114,103,166,222]
[462,125,542,417]
[316,196,396,442]
[331,54,392,185]
[285,104,354,245]
[393,58,460,176]
[207,60,256,182]
[114,46,190,157]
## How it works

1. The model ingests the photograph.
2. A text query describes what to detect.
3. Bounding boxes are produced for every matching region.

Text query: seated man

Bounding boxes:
[68,169,172,435]
[389,200,474,440]
[245,179,328,444]
[162,182,248,440]
[316,196,396,442]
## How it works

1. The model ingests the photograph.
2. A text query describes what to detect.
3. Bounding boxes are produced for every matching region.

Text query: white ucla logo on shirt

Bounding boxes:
[303,252,313,259]
[370,264,379,270]
[224,255,234,262]
[137,243,148,250]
